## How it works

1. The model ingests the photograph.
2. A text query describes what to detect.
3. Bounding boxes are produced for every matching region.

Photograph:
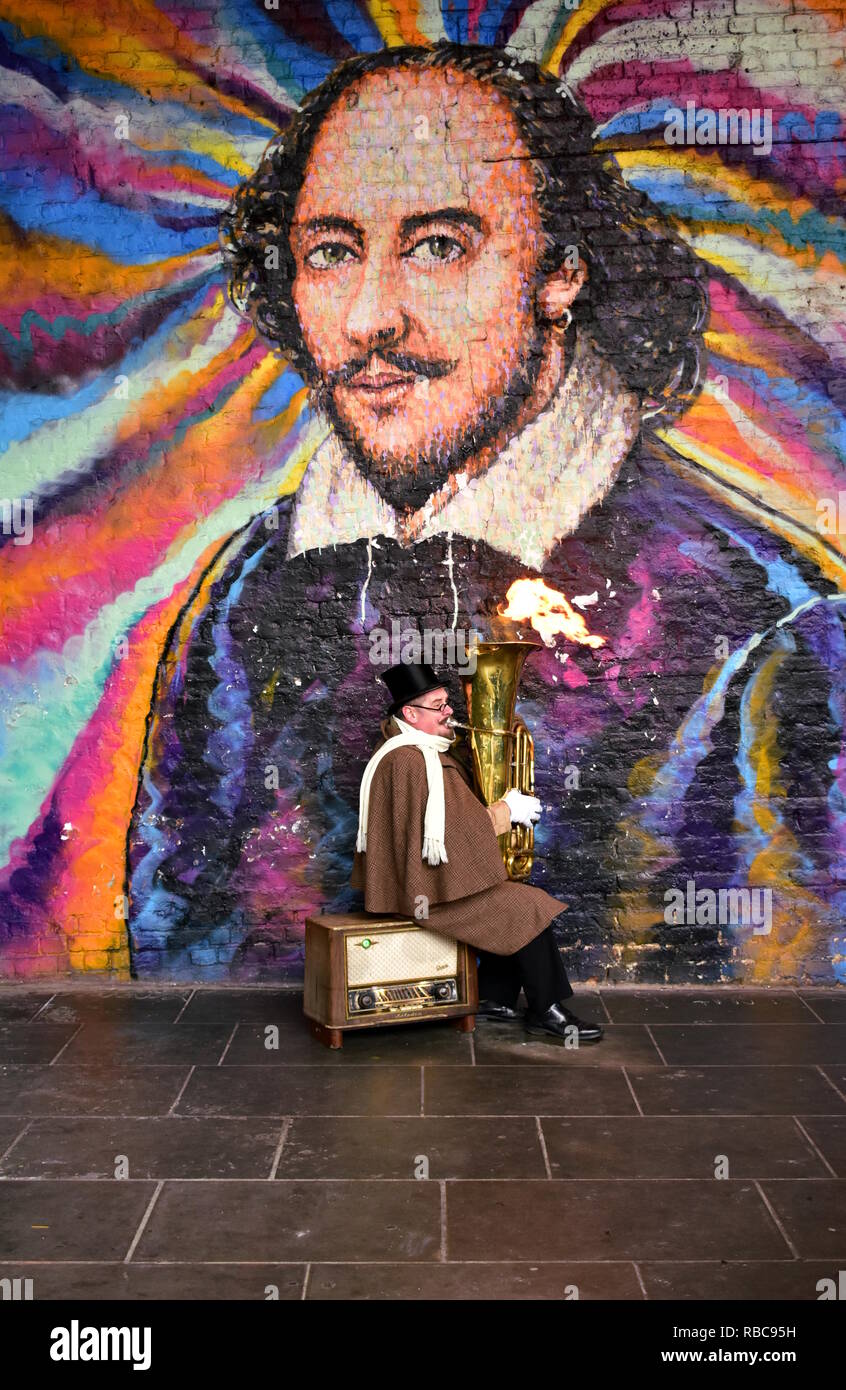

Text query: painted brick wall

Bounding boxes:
[1,1,844,986]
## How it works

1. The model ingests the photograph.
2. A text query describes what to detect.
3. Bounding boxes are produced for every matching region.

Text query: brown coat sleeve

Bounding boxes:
[350,745,508,915]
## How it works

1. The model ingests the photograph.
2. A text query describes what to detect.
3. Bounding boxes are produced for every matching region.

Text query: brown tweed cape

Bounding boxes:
[350,724,567,955]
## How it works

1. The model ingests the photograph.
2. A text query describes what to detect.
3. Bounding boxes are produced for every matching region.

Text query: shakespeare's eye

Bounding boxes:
[305,242,357,269]
[405,234,464,265]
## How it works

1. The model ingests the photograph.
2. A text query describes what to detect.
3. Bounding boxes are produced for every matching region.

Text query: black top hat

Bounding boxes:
[380,662,446,716]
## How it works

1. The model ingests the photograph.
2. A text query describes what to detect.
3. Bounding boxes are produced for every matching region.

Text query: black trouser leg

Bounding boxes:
[477,919,573,1013]
[514,923,574,1013]
[476,948,522,1009]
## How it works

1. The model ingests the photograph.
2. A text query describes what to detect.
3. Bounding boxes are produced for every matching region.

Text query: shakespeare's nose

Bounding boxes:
[344,253,405,346]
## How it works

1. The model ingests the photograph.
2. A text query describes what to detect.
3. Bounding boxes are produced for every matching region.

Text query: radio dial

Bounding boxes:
[358,991,375,1009]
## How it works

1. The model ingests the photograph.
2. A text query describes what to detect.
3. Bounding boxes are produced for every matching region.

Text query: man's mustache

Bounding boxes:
[322,350,456,387]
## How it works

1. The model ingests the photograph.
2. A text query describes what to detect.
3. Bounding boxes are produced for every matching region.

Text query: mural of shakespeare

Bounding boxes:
[1,8,843,988]
[127,46,846,984]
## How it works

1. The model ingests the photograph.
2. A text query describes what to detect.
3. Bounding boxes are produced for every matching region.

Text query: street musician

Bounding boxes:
[351,661,604,1044]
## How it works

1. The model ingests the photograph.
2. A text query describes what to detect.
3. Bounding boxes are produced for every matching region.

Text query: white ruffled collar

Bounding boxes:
[286,333,641,568]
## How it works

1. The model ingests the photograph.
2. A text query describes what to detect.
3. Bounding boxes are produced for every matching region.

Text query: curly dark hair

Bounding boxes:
[219,42,708,420]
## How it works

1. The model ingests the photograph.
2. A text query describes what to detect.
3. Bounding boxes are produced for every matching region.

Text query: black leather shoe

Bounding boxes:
[524,1001,604,1044]
[477,999,522,1022]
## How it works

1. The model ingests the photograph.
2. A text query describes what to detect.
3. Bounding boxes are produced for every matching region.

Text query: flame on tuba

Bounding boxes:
[454,629,542,881]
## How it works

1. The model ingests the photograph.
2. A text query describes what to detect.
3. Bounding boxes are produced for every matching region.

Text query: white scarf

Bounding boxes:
[356,717,452,866]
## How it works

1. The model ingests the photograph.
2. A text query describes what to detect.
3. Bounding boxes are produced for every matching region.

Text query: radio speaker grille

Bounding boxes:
[346,928,458,986]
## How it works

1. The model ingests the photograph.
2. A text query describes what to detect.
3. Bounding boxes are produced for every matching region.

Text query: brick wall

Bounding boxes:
[0,2,844,985]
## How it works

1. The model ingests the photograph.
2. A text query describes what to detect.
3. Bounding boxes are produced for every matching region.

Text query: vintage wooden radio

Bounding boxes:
[303,912,478,1048]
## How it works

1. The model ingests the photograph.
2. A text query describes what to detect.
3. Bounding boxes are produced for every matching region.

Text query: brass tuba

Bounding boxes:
[453,634,542,881]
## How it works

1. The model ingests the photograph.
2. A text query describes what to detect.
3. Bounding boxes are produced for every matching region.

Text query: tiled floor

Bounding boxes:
[0,984,844,1300]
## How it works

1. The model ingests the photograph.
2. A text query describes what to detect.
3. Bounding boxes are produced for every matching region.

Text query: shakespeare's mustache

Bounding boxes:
[321,350,457,386]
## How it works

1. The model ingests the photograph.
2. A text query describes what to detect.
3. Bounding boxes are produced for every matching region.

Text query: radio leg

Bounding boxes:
[309,1019,344,1049]
[451,1014,475,1034]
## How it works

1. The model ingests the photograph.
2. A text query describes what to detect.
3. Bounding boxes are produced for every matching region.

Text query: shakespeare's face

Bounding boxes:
[288,68,578,506]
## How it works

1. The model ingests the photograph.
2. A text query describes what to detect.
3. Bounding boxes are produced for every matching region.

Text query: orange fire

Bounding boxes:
[501,578,606,649]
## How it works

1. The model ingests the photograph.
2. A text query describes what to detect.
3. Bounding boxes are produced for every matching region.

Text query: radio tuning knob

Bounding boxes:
[435,983,450,999]
[358,992,375,1009]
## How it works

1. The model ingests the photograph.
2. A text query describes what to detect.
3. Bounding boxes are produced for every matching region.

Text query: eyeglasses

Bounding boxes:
[408,699,451,713]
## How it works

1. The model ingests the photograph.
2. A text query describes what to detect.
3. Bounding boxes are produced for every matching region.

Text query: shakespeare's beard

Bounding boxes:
[304,321,549,514]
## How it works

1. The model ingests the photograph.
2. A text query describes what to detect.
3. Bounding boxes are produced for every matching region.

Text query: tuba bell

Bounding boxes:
[450,634,542,881]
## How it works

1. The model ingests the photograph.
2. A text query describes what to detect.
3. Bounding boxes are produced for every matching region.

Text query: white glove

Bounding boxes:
[503,787,543,828]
